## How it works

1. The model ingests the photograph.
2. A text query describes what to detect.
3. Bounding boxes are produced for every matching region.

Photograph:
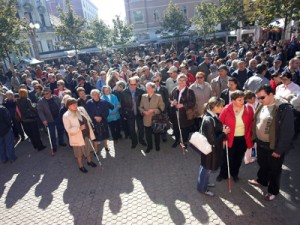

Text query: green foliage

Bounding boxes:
[111,15,133,45]
[54,0,90,51]
[192,2,219,38]
[161,1,189,36]
[0,0,28,62]
[89,18,111,47]
[218,0,247,31]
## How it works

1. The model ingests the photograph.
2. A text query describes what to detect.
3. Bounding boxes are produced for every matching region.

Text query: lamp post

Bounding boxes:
[28,22,40,60]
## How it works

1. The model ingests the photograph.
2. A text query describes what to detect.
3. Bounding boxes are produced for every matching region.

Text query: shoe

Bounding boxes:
[207,183,216,188]
[59,143,67,147]
[105,147,109,152]
[140,140,147,146]
[201,190,215,197]
[162,138,167,143]
[172,141,180,148]
[145,148,152,153]
[79,167,88,173]
[248,179,261,186]
[233,176,239,182]
[87,161,97,168]
[10,156,18,163]
[156,147,160,151]
[264,193,276,201]
[216,175,224,182]
[2,159,8,164]
[37,145,47,151]
[131,143,137,149]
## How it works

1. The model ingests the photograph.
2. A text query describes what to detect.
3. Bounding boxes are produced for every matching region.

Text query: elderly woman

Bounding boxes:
[86,89,112,153]
[16,89,46,151]
[217,90,254,182]
[197,97,230,196]
[221,77,240,105]
[76,87,91,110]
[170,74,196,148]
[101,85,122,141]
[53,80,67,99]
[106,69,120,90]
[63,98,97,173]
[190,72,213,131]
[90,70,100,87]
[139,82,165,153]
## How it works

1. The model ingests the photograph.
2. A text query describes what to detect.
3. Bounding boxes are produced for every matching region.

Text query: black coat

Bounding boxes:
[200,112,226,171]
[120,87,145,119]
[0,105,12,137]
[155,85,170,112]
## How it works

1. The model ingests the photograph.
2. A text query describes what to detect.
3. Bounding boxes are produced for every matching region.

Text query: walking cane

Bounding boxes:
[176,110,186,156]
[46,127,54,156]
[88,138,102,166]
[225,140,231,192]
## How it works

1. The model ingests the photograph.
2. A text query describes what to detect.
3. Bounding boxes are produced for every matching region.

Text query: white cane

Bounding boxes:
[46,127,54,156]
[176,110,186,155]
[88,138,102,166]
[225,140,231,192]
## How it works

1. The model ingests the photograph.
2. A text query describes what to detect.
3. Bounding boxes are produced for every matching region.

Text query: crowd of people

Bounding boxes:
[0,38,299,202]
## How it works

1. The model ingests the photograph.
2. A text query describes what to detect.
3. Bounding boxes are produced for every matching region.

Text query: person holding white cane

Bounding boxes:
[63,98,97,173]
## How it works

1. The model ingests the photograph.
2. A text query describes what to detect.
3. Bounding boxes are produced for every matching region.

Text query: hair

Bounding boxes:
[177,74,187,82]
[244,90,256,100]
[62,94,72,106]
[230,90,245,100]
[256,63,267,74]
[76,87,85,93]
[203,97,225,114]
[145,82,155,89]
[90,89,100,96]
[66,98,77,108]
[35,84,43,91]
[102,85,112,94]
[255,84,274,95]
[31,80,39,86]
[280,71,292,79]
[116,80,126,89]
[18,89,28,98]
[228,77,238,85]
[63,89,72,96]
[57,80,65,86]
[6,90,14,96]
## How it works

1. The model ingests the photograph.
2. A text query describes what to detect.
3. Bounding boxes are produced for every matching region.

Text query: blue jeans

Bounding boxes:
[48,118,65,149]
[0,129,16,161]
[197,165,212,193]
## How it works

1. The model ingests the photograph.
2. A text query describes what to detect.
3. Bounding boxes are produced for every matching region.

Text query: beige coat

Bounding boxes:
[63,106,95,146]
[139,93,165,127]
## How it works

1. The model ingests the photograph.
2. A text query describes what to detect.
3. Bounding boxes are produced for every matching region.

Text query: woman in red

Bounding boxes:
[217,90,253,182]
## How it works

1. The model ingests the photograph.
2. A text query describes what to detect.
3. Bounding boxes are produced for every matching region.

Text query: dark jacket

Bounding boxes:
[37,95,61,123]
[232,69,253,88]
[201,112,226,170]
[3,99,17,120]
[0,105,12,137]
[170,87,196,128]
[220,88,231,105]
[120,87,145,119]
[155,85,170,112]
[16,97,38,122]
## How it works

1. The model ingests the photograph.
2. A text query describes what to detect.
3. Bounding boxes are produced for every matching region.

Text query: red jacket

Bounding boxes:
[53,88,66,96]
[219,103,253,148]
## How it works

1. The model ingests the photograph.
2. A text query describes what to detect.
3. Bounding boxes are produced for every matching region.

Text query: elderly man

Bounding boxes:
[211,65,230,97]
[232,59,253,88]
[165,66,178,95]
[37,87,67,152]
[285,57,300,85]
[198,53,211,80]
[140,66,153,87]
[243,63,270,92]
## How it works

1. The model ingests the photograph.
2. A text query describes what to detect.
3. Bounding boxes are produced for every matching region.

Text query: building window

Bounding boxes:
[182,6,187,17]
[24,12,33,22]
[153,10,160,22]
[40,14,46,27]
[132,10,144,24]
[47,40,54,51]
[37,41,43,52]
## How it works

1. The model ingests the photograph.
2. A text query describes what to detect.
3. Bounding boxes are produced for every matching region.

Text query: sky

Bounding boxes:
[91,0,126,26]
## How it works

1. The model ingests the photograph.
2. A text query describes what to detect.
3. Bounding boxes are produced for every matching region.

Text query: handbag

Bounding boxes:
[152,111,170,134]
[189,116,215,155]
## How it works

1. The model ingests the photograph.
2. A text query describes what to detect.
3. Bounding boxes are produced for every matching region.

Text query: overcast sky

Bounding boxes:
[91,0,126,26]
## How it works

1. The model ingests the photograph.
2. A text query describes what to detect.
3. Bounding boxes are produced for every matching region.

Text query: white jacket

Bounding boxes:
[63,106,95,146]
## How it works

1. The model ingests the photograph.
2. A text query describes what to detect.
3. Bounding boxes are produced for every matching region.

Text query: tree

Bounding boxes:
[111,15,133,46]
[161,1,189,37]
[248,0,300,40]
[54,0,90,57]
[89,18,111,48]
[0,0,28,67]
[192,2,219,46]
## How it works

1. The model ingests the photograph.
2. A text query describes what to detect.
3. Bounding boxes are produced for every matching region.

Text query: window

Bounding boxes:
[47,40,54,51]
[153,10,160,22]
[40,14,46,27]
[182,6,187,17]
[24,12,33,22]
[37,41,43,52]
[132,10,144,24]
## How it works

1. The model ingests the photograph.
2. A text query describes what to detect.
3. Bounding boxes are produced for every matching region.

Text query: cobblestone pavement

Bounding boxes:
[0,132,299,225]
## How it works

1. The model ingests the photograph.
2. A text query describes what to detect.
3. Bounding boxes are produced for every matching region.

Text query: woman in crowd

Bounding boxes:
[179,64,195,87]
[221,77,240,105]
[63,98,97,173]
[217,91,253,182]
[76,87,91,110]
[86,89,111,154]
[190,72,213,131]
[139,82,165,153]
[101,85,122,141]
[269,72,282,94]
[34,84,44,101]
[197,97,230,196]
[170,74,196,148]
[90,70,100,87]
[16,89,46,151]
[53,80,67,99]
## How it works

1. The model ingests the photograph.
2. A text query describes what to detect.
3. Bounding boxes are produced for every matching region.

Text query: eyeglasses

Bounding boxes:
[196,77,204,79]
[153,80,159,83]
[257,95,267,100]
[130,83,137,86]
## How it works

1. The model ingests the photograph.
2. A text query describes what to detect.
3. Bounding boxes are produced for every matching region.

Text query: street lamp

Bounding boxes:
[28,22,40,60]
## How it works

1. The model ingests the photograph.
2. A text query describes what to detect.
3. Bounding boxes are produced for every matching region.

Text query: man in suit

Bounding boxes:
[121,77,146,149]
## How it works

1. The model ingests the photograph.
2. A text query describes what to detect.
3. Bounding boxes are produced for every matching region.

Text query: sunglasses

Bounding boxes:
[196,77,204,79]
[153,80,159,83]
[257,95,267,100]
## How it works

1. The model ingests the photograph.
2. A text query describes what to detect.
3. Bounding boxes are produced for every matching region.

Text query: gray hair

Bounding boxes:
[146,82,155,89]
[102,85,112,94]
[90,89,101,96]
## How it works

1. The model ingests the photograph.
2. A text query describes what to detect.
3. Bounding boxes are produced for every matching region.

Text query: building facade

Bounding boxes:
[46,0,98,22]
[124,0,207,41]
